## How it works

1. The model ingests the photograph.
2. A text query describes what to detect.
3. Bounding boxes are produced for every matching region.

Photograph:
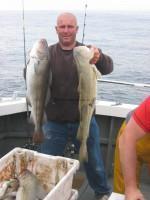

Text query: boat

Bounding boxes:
[0,87,149,199]
[1,2,150,198]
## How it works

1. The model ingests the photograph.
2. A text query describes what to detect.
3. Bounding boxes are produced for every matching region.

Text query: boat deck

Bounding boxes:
[73,171,150,200]
[0,99,149,199]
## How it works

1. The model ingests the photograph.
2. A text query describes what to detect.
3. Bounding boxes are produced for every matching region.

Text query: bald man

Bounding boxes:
[39,12,113,200]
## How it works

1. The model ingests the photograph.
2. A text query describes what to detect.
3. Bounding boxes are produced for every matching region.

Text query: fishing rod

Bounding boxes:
[21,0,27,68]
[98,79,150,88]
[21,0,37,150]
[80,2,150,89]
[82,2,88,44]
[21,0,30,119]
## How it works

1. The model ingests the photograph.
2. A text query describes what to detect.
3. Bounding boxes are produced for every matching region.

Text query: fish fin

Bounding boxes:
[92,65,101,79]
[26,96,31,107]
[42,112,47,123]
[36,183,47,199]
[77,105,88,141]
[34,61,40,74]
[45,70,52,105]
[26,107,34,124]
[29,115,34,124]
[25,97,33,124]
[79,142,88,162]
[77,125,82,141]
[45,88,51,105]
[77,74,82,93]
[90,98,96,108]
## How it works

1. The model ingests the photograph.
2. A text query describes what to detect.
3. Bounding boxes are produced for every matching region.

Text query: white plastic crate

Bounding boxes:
[69,189,78,200]
[0,147,80,200]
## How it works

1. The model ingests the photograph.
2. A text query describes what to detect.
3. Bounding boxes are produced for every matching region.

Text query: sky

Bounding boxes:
[0,0,150,11]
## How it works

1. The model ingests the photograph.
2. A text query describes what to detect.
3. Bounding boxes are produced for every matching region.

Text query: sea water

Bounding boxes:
[0,10,150,104]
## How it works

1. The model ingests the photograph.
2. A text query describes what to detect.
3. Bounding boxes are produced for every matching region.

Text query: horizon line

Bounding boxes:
[0,8,150,12]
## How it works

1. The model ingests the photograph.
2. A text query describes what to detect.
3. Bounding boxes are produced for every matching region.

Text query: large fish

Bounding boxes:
[26,38,51,144]
[16,170,47,200]
[73,46,101,162]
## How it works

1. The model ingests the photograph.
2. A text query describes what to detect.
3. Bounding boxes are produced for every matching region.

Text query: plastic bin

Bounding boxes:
[69,189,78,200]
[0,147,80,200]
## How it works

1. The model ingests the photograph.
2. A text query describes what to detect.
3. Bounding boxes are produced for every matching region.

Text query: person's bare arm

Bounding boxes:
[119,117,146,200]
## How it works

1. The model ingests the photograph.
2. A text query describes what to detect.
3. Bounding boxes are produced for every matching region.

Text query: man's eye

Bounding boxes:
[59,26,65,28]
[59,26,74,29]
[68,26,74,28]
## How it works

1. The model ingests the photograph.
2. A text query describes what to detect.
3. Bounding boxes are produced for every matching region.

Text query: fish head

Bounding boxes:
[29,38,50,61]
[73,46,94,64]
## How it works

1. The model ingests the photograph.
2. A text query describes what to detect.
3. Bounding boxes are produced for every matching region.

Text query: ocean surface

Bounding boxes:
[0,10,150,104]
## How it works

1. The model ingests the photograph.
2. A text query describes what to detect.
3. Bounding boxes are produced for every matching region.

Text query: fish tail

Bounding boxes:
[32,130,44,144]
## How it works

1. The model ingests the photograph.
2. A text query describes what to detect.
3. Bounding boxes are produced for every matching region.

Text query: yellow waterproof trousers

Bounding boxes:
[113,120,150,193]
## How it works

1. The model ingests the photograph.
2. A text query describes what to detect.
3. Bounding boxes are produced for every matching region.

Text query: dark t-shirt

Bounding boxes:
[45,41,113,122]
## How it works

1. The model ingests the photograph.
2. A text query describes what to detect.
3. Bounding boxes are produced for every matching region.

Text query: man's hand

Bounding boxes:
[89,46,101,64]
[125,188,145,200]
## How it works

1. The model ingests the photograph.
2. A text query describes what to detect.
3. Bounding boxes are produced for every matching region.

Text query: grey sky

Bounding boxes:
[0,0,150,11]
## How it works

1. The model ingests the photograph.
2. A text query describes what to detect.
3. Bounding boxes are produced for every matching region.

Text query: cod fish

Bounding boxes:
[26,38,51,144]
[73,46,101,162]
[16,169,47,200]
[0,179,18,200]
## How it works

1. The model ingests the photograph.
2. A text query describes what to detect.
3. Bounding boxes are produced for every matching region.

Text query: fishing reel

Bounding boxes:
[23,143,39,151]
[64,139,78,159]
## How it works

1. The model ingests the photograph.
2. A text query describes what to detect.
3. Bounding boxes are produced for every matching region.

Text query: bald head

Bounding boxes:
[55,12,79,50]
[56,12,78,27]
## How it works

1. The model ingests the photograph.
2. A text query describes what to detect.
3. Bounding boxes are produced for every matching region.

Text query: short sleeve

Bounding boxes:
[133,96,150,133]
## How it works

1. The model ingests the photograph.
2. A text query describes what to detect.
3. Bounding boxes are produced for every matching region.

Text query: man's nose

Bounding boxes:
[64,26,69,32]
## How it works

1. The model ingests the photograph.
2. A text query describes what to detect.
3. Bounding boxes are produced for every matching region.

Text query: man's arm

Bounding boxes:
[118,117,146,200]
[89,46,113,75]
[96,51,113,75]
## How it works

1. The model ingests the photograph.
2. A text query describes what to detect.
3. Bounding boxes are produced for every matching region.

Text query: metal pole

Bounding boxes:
[98,79,150,88]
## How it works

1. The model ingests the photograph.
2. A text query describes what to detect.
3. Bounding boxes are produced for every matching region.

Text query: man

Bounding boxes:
[114,96,150,200]
[39,12,113,200]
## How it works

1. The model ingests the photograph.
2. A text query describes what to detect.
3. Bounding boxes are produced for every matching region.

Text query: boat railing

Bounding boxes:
[98,79,150,88]
[96,79,150,106]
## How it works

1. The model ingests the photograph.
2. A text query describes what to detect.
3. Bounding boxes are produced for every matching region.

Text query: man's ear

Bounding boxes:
[55,26,58,33]
[76,26,79,32]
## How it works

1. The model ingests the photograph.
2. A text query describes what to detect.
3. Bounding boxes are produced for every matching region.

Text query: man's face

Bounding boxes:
[55,14,78,48]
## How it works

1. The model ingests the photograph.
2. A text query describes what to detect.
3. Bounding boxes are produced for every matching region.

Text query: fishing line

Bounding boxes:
[82,2,88,44]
